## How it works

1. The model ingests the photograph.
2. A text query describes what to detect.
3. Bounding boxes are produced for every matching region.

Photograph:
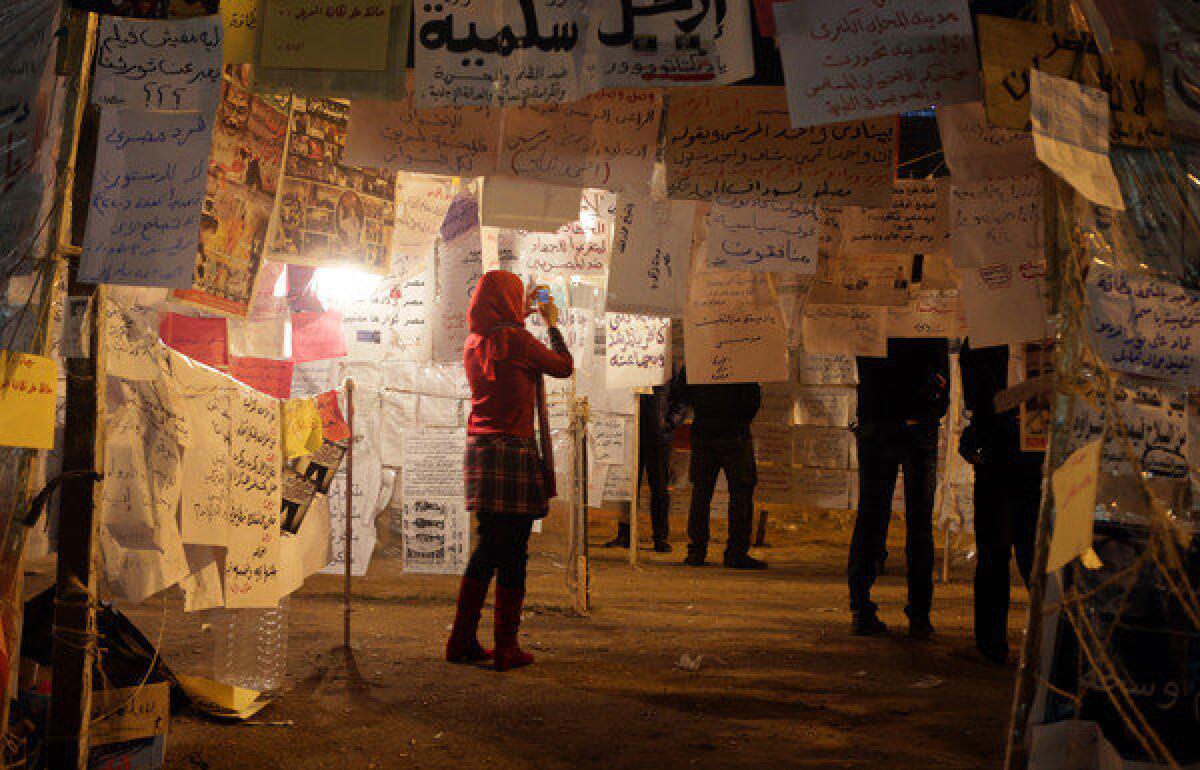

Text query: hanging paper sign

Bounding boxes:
[413,0,584,107]
[224,388,283,607]
[160,313,229,368]
[316,389,351,441]
[80,110,213,289]
[0,352,56,450]
[291,310,348,362]
[977,14,1168,148]
[950,175,1044,268]
[92,16,223,112]
[936,101,1039,181]
[663,87,898,206]
[605,313,668,389]
[220,0,257,63]
[229,356,294,399]
[516,190,613,278]
[837,179,950,258]
[605,196,694,316]
[704,197,819,274]
[960,261,1050,348]
[258,0,391,71]
[581,0,754,90]
[773,0,980,126]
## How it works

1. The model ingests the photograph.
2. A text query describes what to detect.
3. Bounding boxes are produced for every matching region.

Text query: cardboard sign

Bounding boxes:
[89,682,170,746]
[663,87,898,206]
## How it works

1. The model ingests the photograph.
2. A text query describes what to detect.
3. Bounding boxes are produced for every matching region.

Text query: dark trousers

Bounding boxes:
[463,514,534,591]
[848,421,938,616]
[973,453,1042,653]
[687,435,756,559]
[638,435,671,542]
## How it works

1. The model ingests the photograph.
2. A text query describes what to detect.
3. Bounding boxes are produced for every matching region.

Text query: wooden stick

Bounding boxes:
[343,378,355,652]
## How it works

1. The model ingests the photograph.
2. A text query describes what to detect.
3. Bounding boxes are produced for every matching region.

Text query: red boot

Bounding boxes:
[493,586,534,672]
[446,577,493,663]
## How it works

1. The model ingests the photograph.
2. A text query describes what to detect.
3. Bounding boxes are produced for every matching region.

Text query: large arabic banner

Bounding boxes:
[414,0,584,107]
[662,87,898,206]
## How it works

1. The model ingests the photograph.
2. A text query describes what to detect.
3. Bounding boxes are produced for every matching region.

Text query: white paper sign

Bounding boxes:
[402,498,469,575]
[838,179,949,258]
[801,304,886,357]
[936,101,1039,181]
[704,197,819,274]
[950,175,1043,267]
[1030,69,1126,210]
[605,313,668,389]
[960,261,1050,348]
[81,110,213,289]
[93,16,223,113]
[224,388,283,608]
[605,196,694,316]
[774,0,980,126]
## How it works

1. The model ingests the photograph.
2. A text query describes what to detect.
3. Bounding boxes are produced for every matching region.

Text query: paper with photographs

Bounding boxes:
[402,498,469,574]
[581,0,754,90]
[977,13,1167,148]
[605,195,694,316]
[663,87,897,207]
[808,253,912,307]
[960,260,1050,348]
[1030,70,1126,211]
[413,0,584,107]
[704,197,819,275]
[345,86,498,177]
[253,0,410,98]
[773,0,980,126]
[80,109,213,289]
[1087,262,1200,386]
[936,101,1039,181]
[836,179,949,259]
[605,313,668,389]
[801,304,887,358]
[266,98,395,275]
[949,175,1043,268]
[499,90,660,192]
[174,74,288,316]
[92,16,223,113]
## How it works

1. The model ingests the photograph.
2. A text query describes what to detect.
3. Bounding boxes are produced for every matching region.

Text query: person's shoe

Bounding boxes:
[652,540,673,553]
[851,607,887,636]
[602,524,631,548]
[907,614,935,641]
[446,577,493,663]
[493,586,534,672]
[723,554,767,570]
[683,551,706,566]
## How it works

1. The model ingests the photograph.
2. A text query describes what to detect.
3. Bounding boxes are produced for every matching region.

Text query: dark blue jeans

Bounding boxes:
[848,421,938,617]
[687,434,757,559]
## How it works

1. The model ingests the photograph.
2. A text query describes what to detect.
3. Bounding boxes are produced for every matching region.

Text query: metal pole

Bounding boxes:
[342,378,355,652]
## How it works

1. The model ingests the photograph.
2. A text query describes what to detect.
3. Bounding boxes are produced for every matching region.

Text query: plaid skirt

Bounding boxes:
[464,434,549,518]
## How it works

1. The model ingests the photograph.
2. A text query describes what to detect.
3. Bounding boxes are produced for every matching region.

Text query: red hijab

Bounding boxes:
[465,270,526,380]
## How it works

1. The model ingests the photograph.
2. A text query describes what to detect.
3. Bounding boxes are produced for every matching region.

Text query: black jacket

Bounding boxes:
[856,338,949,425]
[959,341,1038,462]
[639,380,687,445]
[678,368,761,440]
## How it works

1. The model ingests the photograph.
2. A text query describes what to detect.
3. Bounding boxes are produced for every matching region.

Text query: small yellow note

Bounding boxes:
[0,352,56,450]
[221,0,259,64]
[282,396,323,460]
[1048,439,1102,573]
[258,0,391,71]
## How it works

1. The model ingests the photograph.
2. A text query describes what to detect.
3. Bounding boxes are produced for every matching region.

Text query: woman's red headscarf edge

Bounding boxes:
[464,270,526,380]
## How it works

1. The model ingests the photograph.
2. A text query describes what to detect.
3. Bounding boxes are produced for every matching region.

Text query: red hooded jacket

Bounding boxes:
[463,271,573,437]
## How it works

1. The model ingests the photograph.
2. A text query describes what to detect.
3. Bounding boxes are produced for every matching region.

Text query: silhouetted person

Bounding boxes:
[678,369,765,570]
[849,338,949,638]
[959,341,1044,665]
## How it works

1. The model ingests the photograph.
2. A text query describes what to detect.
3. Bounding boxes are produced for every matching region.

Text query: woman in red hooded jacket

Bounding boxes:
[446,270,573,671]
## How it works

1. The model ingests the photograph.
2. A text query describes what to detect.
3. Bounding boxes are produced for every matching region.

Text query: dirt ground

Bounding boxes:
[110,510,1023,770]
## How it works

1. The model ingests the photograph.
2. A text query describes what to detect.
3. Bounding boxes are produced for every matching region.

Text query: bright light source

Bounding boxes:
[314,266,385,309]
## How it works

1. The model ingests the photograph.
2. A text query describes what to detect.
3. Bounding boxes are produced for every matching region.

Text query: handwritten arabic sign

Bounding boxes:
[605,312,667,389]
[580,0,754,90]
[773,0,979,126]
[92,16,223,112]
[936,101,1038,181]
[1087,262,1200,386]
[801,304,886,357]
[345,86,498,176]
[517,189,613,277]
[225,388,283,607]
[414,0,583,107]
[704,196,818,274]
[81,109,212,289]
[960,260,1049,348]
[0,352,56,450]
[685,267,788,384]
[837,179,949,258]
[605,195,694,316]
[259,0,391,70]
[950,175,1043,268]
[977,13,1168,148]
[499,89,660,191]
[663,86,897,206]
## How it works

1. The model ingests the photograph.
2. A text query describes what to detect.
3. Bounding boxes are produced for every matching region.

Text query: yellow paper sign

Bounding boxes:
[0,352,56,450]
[259,0,391,71]
[221,0,259,64]
[1048,439,1102,572]
[282,396,323,460]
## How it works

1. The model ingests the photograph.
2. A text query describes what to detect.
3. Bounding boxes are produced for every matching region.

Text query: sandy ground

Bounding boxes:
[106,511,1022,770]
